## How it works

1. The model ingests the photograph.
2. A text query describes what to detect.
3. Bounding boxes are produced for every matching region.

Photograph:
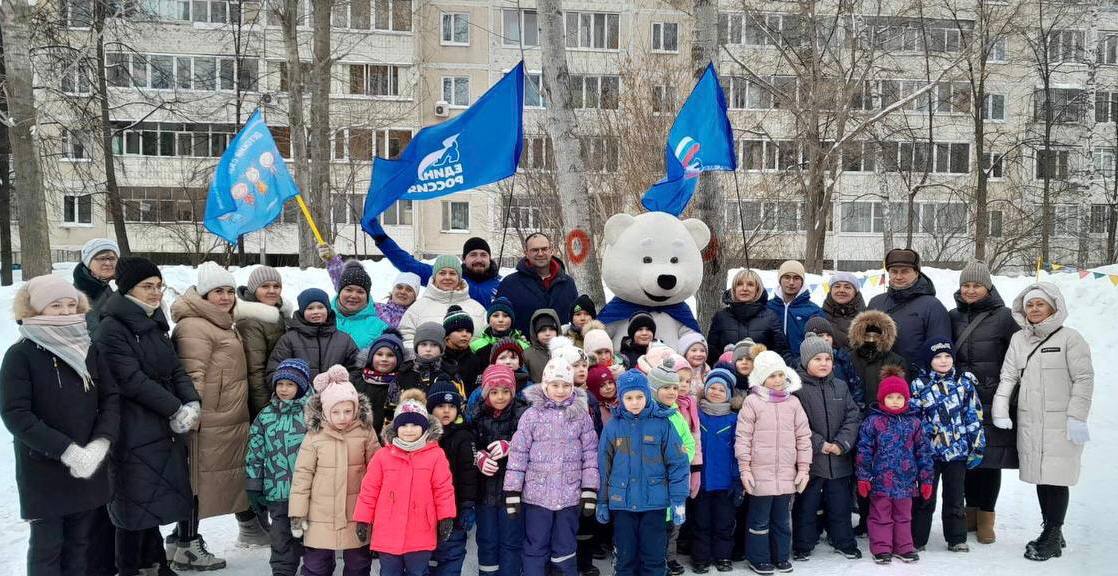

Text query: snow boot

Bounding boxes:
[172,536,227,571]
[965,507,978,531]
[976,511,996,544]
[236,516,271,548]
[1025,525,1064,561]
[873,554,891,565]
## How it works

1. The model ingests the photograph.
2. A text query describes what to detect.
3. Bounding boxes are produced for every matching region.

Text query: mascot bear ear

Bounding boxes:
[682,218,711,251]
[603,213,637,248]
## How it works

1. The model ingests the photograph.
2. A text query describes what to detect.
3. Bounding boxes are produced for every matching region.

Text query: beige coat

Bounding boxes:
[171,288,251,519]
[234,291,293,417]
[289,395,380,550]
[993,283,1093,486]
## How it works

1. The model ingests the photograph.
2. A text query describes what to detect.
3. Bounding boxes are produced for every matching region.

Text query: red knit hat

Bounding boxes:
[482,364,517,397]
[586,365,615,402]
[489,337,525,365]
[877,367,911,413]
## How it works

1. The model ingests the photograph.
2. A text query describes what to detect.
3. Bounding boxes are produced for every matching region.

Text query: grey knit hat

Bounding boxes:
[959,260,993,290]
[732,338,758,362]
[830,271,860,291]
[647,359,679,391]
[414,322,446,351]
[799,333,833,369]
[247,265,282,296]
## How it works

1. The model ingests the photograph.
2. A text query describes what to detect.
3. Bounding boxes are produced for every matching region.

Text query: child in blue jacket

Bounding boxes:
[597,369,690,576]
[691,368,740,573]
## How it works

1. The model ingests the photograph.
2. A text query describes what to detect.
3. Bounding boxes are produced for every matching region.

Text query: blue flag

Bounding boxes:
[204,109,300,243]
[641,64,736,215]
[362,62,524,233]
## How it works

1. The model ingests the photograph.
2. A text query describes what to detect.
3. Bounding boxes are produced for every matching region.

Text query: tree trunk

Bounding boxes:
[537,0,605,305]
[281,0,314,266]
[1,0,53,277]
[0,27,14,285]
[93,6,130,255]
[309,0,332,260]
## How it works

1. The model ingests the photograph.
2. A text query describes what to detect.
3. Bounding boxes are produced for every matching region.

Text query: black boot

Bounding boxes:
[1025,524,1063,561]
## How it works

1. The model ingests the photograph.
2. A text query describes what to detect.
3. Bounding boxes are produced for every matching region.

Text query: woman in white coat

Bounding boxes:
[398,254,486,351]
[992,282,1093,562]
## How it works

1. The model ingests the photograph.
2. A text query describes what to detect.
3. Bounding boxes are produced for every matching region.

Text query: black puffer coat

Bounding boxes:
[266,310,360,382]
[822,292,866,350]
[849,310,908,410]
[73,263,112,335]
[706,290,789,364]
[949,288,1020,469]
[469,398,528,506]
[867,274,951,372]
[439,419,480,511]
[92,293,198,530]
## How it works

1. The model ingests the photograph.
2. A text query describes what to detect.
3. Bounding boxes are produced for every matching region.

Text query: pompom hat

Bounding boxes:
[315,365,360,415]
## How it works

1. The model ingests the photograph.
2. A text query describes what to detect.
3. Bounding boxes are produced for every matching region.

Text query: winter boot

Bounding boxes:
[965,507,978,532]
[163,533,180,562]
[1025,525,1064,561]
[1027,523,1067,552]
[976,511,996,544]
[172,536,227,571]
[236,516,271,548]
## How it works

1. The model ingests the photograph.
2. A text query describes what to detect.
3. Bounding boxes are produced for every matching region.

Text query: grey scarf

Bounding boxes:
[392,431,430,452]
[19,314,93,390]
[699,399,732,416]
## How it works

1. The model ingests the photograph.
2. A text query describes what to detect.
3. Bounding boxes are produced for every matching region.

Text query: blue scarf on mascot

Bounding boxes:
[596,297,702,333]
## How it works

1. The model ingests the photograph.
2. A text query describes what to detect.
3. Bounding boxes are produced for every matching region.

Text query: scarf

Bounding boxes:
[20,314,93,390]
[125,294,160,317]
[699,399,732,416]
[392,431,430,452]
[751,386,790,404]
[362,369,397,387]
[375,300,408,328]
[597,297,702,332]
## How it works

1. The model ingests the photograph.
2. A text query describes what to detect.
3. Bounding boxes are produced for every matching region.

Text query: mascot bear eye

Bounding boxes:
[670,257,679,264]
[643,256,652,264]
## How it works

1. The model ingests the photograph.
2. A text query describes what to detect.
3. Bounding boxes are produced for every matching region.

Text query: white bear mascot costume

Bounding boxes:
[596,211,711,349]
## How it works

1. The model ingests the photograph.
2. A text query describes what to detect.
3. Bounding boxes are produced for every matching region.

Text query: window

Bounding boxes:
[840,202,881,233]
[841,141,876,172]
[441,12,469,45]
[331,193,364,225]
[1035,149,1070,179]
[63,130,90,161]
[61,64,91,94]
[723,76,774,110]
[570,75,619,109]
[987,37,1007,62]
[1047,30,1085,63]
[841,201,966,234]
[521,135,555,171]
[982,152,1005,178]
[879,141,969,173]
[652,85,676,115]
[278,61,313,93]
[579,136,620,173]
[374,0,412,32]
[925,25,964,53]
[119,186,205,223]
[1095,147,1116,177]
[984,93,1006,121]
[333,127,412,161]
[139,0,246,24]
[1098,91,1118,122]
[1032,88,1085,123]
[1053,204,1080,237]
[382,199,413,226]
[736,139,801,171]
[349,64,402,97]
[719,12,802,47]
[441,200,470,231]
[442,76,470,107]
[525,72,545,108]
[988,210,1004,237]
[63,194,93,225]
[1099,32,1118,64]
[737,200,805,232]
[63,0,93,27]
[106,53,257,92]
[934,82,971,113]
[502,9,539,47]
[508,202,542,229]
[565,12,619,50]
[1090,204,1111,234]
[652,22,679,52]
[111,122,235,158]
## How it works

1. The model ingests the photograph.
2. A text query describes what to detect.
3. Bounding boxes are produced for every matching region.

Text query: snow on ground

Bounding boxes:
[0,261,1114,575]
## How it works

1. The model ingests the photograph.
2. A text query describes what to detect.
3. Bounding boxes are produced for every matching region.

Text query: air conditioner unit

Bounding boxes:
[434,100,450,117]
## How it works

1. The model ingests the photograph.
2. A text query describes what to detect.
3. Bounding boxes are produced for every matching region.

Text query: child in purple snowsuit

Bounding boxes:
[504,358,600,576]
[855,370,934,564]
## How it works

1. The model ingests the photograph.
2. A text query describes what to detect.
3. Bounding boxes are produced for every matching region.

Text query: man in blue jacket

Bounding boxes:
[767,260,823,363]
[867,248,951,373]
[494,233,579,334]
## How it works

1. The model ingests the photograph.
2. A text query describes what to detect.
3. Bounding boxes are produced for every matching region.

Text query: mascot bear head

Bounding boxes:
[601,212,711,307]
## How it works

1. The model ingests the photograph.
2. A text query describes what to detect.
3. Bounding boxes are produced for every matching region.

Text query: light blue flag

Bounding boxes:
[362,62,524,234]
[641,63,736,215]
[204,109,300,243]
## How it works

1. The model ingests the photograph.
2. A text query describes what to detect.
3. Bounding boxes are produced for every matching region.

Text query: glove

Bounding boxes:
[355,522,369,542]
[689,471,701,498]
[920,483,934,501]
[60,443,98,479]
[458,503,476,531]
[487,440,511,460]
[504,491,522,520]
[474,450,499,476]
[366,216,387,239]
[1067,417,1090,445]
[993,417,1013,430]
[438,518,454,542]
[169,401,200,434]
[290,517,306,538]
[671,504,686,526]
[857,480,871,498]
[316,242,336,262]
[794,471,810,493]
[85,438,110,470]
[595,503,610,524]
[741,470,756,494]
[581,490,597,517]
[247,490,266,510]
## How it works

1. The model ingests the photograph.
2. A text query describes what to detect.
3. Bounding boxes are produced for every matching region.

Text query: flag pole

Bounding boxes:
[295,194,325,245]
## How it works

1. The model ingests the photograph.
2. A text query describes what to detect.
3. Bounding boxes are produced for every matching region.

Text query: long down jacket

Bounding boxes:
[439,419,480,509]
[267,311,361,383]
[171,289,251,519]
[867,274,952,372]
[993,283,1094,487]
[73,263,113,335]
[698,409,738,492]
[245,393,310,503]
[706,290,789,364]
[735,383,813,496]
[398,281,486,351]
[855,405,934,499]
[235,286,293,418]
[794,369,862,479]
[504,386,600,510]
[598,399,690,512]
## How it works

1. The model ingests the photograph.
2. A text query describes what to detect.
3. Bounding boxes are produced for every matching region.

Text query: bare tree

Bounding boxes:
[0,26,14,284]
[275,0,314,265]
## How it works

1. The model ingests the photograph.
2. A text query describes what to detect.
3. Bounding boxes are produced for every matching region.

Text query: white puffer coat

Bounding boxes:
[398,281,486,350]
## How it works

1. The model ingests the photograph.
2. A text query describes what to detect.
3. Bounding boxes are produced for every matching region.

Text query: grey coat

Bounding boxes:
[794,369,862,479]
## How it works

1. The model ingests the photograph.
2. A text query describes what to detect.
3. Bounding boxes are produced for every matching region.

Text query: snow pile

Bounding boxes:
[0,262,1113,575]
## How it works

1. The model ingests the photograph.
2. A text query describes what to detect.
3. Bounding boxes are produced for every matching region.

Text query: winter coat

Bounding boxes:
[332,296,389,352]
[676,393,702,467]
[949,288,1020,469]
[585,390,605,435]
[267,311,361,382]
[375,300,409,329]
[289,394,380,550]
[398,281,486,351]
[92,293,198,530]
[524,309,562,384]
[369,231,502,307]
[73,263,112,335]
[354,417,456,555]
[867,274,952,373]
[1,338,118,519]
[470,397,529,505]
[794,369,862,479]
[439,419,480,508]
[994,283,1093,487]
[617,338,647,372]
[495,257,579,335]
[849,310,908,410]
[822,291,866,350]
[170,289,251,519]
[663,401,698,466]
[444,346,484,395]
[735,386,813,496]
[706,290,790,365]
[245,393,310,503]
[504,387,599,510]
[395,359,462,417]
[767,288,825,361]
[833,348,864,407]
[855,405,934,499]
[598,400,690,512]
[698,410,738,492]
[911,369,985,467]
[235,286,293,418]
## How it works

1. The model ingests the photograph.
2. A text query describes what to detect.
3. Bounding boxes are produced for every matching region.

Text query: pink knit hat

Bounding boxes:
[315,365,359,415]
[26,275,80,313]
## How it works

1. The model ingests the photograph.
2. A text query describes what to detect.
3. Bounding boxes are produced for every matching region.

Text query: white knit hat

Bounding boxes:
[196,261,236,297]
[394,271,421,294]
[582,328,613,355]
[542,357,574,385]
[676,332,708,355]
[748,350,801,392]
[81,238,119,267]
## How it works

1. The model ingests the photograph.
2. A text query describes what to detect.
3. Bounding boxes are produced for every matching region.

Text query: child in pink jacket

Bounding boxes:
[734,351,812,574]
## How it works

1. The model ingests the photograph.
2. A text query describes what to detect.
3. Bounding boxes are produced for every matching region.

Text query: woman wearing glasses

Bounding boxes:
[72,238,120,336]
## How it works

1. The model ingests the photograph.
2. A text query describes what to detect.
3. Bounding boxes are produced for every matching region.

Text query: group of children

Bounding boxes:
[244,287,986,576]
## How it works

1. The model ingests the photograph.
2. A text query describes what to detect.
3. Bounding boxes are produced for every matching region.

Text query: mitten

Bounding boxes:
[580,490,597,517]
[355,522,370,542]
[60,443,97,479]
[316,242,336,262]
[857,480,871,498]
[794,470,810,493]
[170,401,200,434]
[474,450,499,476]
[458,502,476,531]
[992,417,1013,430]
[689,471,701,498]
[1067,417,1090,445]
[247,490,266,510]
[671,504,686,526]
[595,503,610,524]
[741,470,756,494]
[487,440,511,460]
[85,438,110,471]
[438,518,454,542]
[504,491,522,520]
[920,483,934,501]
[290,517,306,538]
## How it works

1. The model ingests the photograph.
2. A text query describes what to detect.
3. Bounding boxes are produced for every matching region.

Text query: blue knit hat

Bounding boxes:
[925,338,954,370]
[486,296,516,323]
[297,288,330,314]
[368,329,405,367]
[272,358,312,398]
[704,367,736,398]
[616,369,651,401]
[427,381,464,412]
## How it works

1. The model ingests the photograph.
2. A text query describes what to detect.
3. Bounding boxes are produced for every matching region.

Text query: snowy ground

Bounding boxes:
[0,260,1113,575]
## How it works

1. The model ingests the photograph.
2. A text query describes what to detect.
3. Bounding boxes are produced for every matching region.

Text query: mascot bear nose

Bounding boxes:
[657,275,677,290]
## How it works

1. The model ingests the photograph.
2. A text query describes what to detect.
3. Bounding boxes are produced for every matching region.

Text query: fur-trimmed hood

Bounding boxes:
[524,383,589,420]
[304,391,374,434]
[235,285,293,324]
[849,309,897,352]
[170,287,234,330]
[382,414,444,444]
[13,283,90,321]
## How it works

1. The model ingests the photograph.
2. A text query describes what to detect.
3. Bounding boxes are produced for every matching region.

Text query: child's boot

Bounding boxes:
[172,536,226,571]
[235,516,270,548]
[976,511,996,544]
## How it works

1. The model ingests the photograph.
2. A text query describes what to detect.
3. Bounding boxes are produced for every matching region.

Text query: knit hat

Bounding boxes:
[732,338,758,362]
[486,296,515,322]
[315,365,360,415]
[884,248,920,271]
[959,260,993,290]
[25,274,81,313]
[704,367,736,397]
[338,260,372,293]
[394,398,430,432]
[1023,288,1055,309]
[805,316,834,338]
[667,353,690,373]
[926,338,954,369]
[415,322,446,351]
[550,337,588,366]
[799,333,833,369]
[443,305,474,334]
[272,358,312,399]
[586,365,615,401]
[627,312,656,339]
[647,357,680,391]
[637,342,675,374]
[532,310,560,334]
[195,261,235,297]
[482,364,517,395]
[393,272,422,295]
[582,328,613,355]
[427,381,464,412]
[676,333,708,356]
[115,256,162,295]
[830,271,859,291]
[432,254,462,278]
[571,294,597,319]
[489,337,525,364]
[749,350,800,391]
[616,369,651,400]
[462,237,492,258]
[877,369,911,406]
[246,265,282,296]
[297,288,330,314]
[369,329,405,365]
[80,238,119,267]
[777,260,806,280]
[542,358,575,385]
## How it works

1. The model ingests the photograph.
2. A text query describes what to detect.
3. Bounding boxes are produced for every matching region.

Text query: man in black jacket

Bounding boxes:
[867,249,951,373]
[495,233,579,334]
